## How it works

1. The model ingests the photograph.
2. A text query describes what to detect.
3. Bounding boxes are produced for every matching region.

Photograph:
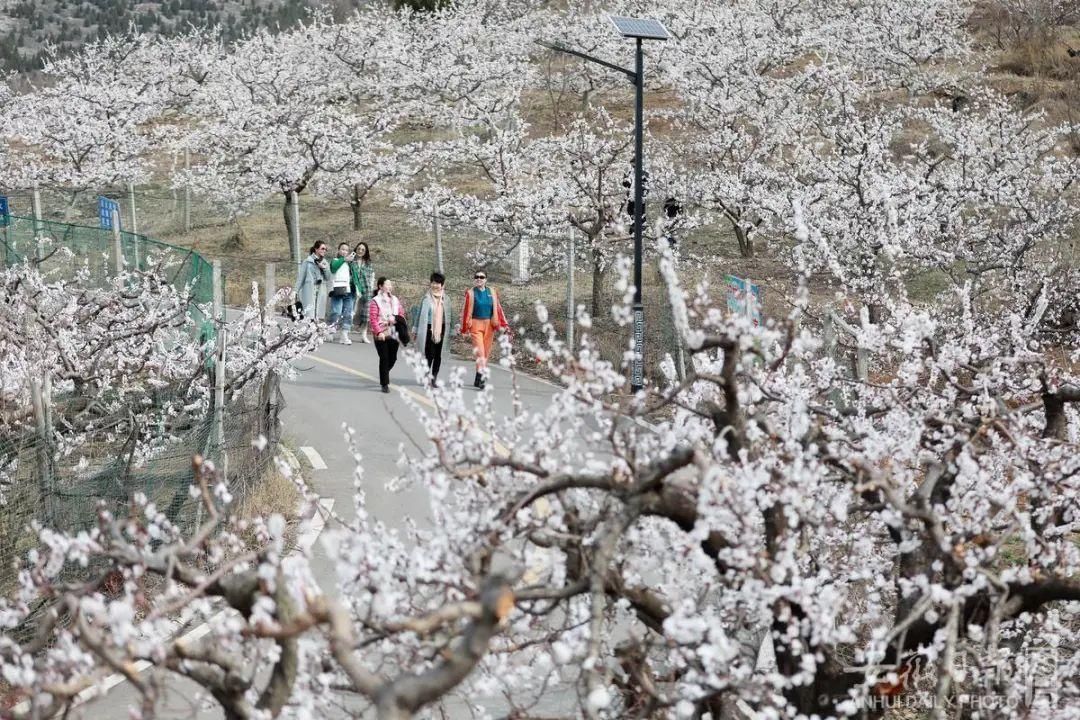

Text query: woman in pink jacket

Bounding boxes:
[369,276,405,393]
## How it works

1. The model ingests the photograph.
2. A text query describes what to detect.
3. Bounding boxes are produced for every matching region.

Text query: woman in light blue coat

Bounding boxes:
[414,272,453,387]
[294,241,330,319]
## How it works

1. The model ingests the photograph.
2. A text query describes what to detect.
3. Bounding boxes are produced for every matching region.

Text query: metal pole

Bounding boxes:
[31,182,42,222]
[183,149,192,233]
[630,37,645,393]
[433,214,444,273]
[111,208,123,274]
[515,235,531,283]
[265,261,276,309]
[745,277,753,321]
[32,182,44,256]
[31,373,56,527]
[172,153,179,210]
[567,230,575,349]
[128,182,138,234]
[2,199,10,267]
[213,259,227,484]
[823,309,843,409]
[290,190,301,266]
[856,305,870,382]
[670,250,686,382]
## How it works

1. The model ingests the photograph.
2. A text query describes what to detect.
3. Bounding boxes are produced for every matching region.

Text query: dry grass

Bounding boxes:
[968,1,1080,128]
[235,458,302,523]
[232,450,304,553]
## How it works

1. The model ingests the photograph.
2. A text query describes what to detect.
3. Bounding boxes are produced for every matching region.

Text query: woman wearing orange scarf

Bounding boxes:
[415,272,453,388]
[459,270,509,389]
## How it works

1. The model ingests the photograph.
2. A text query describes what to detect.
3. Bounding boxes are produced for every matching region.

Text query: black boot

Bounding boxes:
[474,372,482,388]
[477,371,486,390]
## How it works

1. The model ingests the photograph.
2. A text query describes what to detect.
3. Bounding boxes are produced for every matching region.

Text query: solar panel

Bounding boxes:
[609,16,670,40]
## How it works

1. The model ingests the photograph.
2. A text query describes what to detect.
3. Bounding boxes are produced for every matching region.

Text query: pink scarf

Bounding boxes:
[431,291,444,343]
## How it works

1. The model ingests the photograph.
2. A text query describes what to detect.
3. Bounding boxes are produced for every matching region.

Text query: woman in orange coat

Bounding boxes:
[459,270,509,389]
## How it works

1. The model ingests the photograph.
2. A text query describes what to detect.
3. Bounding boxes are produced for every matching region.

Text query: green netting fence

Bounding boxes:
[0,214,282,604]
[0,213,215,342]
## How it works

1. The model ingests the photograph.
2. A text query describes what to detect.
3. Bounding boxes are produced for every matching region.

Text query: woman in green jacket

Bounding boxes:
[351,241,375,342]
[327,242,363,344]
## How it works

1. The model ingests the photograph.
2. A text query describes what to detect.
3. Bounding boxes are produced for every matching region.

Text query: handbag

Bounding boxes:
[329,285,350,298]
[282,299,303,321]
[394,314,411,346]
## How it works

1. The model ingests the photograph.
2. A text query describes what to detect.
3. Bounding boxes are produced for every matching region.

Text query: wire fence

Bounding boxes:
[0,378,283,593]
[0,211,282,601]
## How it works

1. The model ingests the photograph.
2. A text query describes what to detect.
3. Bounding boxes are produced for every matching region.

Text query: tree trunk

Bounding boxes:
[867,303,883,325]
[351,184,363,231]
[1043,394,1068,441]
[283,191,298,262]
[591,244,605,319]
[732,222,754,259]
[256,581,299,716]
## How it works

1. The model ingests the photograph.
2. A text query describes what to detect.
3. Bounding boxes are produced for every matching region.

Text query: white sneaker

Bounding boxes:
[341,329,353,345]
[360,329,370,343]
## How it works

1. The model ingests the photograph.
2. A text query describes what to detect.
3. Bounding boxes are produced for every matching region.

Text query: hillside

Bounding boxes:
[0,0,349,72]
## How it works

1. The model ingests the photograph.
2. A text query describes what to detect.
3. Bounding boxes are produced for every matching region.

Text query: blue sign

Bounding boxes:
[98,196,120,230]
[725,275,763,327]
[0,196,8,228]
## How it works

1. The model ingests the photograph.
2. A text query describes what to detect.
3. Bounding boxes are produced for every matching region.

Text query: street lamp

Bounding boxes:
[537,15,669,394]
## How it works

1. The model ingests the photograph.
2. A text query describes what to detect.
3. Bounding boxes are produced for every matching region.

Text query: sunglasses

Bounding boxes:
[474,275,486,280]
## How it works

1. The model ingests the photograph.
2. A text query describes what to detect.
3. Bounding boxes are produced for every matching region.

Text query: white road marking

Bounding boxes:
[307,355,556,583]
[299,446,327,470]
[296,498,334,549]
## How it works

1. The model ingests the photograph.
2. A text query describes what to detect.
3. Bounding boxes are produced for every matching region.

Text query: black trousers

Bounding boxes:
[425,327,443,381]
[375,337,399,387]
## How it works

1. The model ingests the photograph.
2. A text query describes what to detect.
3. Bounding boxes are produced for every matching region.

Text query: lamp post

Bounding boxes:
[538,15,669,394]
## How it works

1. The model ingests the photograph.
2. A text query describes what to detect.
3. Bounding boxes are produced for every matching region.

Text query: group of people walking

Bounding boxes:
[294,240,510,393]
[295,239,375,343]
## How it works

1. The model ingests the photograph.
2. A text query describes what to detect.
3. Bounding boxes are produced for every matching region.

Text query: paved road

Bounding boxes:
[78,333,561,719]
[282,337,558,597]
